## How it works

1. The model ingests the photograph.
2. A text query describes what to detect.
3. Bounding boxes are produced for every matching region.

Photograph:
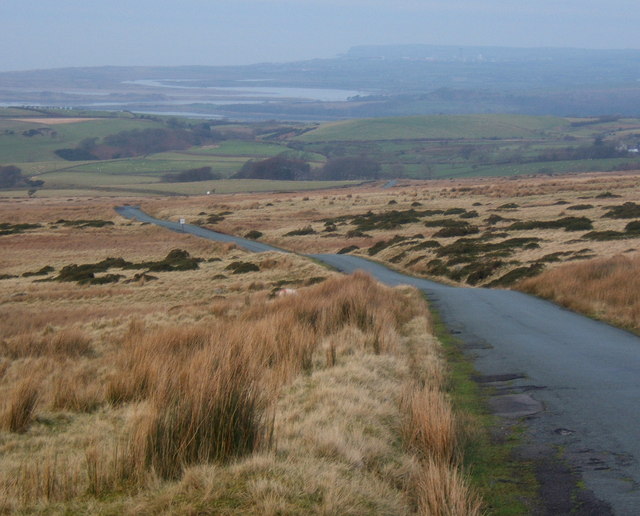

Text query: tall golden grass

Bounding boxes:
[110,272,418,481]
[1,271,481,513]
[0,329,93,359]
[1,376,40,433]
[518,253,640,332]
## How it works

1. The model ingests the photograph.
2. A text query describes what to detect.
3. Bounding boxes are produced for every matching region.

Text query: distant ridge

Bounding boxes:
[345,44,640,61]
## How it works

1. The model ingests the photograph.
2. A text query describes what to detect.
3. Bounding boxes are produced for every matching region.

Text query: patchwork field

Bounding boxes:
[3,108,640,198]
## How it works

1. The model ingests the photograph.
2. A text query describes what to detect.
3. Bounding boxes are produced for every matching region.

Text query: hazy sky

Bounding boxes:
[2,0,640,71]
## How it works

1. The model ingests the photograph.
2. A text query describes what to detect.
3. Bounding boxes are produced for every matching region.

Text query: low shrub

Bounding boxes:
[508,216,592,232]
[583,230,626,241]
[0,222,42,236]
[485,214,507,225]
[22,265,54,277]
[346,229,371,238]
[433,224,479,238]
[595,191,621,199]
[244,230,263,239]
[603,202,640,219]
[486,263,545,287]
[496,203,519,210]
[567,204,594,211]
[367,235,408,256]
[225,261,260,274]
[424,219,470,228]
[284,226,316,236]
[337,245,359,254]
[142,249,201,272]
[53,250,201,284]
[436,237,540,262]
[409,240,442,251]
[57,219,114,228]
[389,251,407,263]
[462,260,505,285]
[625,220,640,233]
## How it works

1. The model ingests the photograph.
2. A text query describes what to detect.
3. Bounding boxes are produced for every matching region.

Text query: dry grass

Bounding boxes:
[402,386,458,464]
[0,192,489,513]
[414,458,482,516]
[0,329,93,359]
[0,260,480,513]
[138,170,640,288]
[518,253,640,332]
[1,376,40,433]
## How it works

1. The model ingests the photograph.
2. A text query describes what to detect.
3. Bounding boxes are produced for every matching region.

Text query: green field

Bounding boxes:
[2,108,640,197]
[0,118,165,162]
[0,179,362,198]
[296,114,570,142]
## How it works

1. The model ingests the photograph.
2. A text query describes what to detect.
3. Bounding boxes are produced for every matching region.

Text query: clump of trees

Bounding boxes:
[233,157,310,180]
[321,157,381,180]
[0,165,44,189]
[55,125,223,161]
[233,155,381,181]
[163,166,220,183]
[535,137,625,162]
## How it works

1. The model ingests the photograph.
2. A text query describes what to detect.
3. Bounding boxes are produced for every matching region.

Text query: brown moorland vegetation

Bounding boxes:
[4,170,639,511]
[518,254,640,333]
[0,197,481,513]
[143,170,640,292]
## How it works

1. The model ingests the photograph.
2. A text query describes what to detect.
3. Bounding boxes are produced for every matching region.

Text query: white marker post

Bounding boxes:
[179,218,186,232]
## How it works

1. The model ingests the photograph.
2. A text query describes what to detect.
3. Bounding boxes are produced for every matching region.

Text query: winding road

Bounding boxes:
[117,205,640,514]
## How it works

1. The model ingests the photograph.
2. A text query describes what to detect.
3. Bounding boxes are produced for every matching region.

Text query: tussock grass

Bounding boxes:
[0,329,93,359]
[518,253,640,332]
[1,376,40,433]
[414,458,482,516]
[0,271,481,513]
[132,342,266,480]
[50,362,105,412]
[402,386,458,464]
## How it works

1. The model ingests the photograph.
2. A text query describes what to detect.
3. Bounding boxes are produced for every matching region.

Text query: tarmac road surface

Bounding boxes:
[118,206,640,514]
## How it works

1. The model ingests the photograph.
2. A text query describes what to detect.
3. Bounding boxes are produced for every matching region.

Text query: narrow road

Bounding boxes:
[115,205,288,254]
[117,206,640,514]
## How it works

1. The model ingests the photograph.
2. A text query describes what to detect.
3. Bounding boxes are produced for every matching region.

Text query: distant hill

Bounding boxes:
[1,45,640,120]
[296,114,568,142]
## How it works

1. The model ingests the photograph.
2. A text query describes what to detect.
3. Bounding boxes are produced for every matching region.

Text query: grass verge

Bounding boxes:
[429,305,540,515]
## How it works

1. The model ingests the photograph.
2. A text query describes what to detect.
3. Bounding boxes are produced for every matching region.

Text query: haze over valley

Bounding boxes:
[2,44,640,120]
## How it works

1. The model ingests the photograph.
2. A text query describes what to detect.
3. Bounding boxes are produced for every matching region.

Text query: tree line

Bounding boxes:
[233,156,381,181]
[55,124,223,161]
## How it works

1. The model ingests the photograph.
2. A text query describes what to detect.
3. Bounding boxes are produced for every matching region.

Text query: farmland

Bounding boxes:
[2,108,640,198]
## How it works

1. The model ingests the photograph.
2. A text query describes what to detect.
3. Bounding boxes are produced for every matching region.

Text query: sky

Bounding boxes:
[2,0,640,71]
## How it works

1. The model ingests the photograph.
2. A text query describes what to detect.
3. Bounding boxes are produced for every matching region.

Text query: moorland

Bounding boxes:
[2,107,640,513]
